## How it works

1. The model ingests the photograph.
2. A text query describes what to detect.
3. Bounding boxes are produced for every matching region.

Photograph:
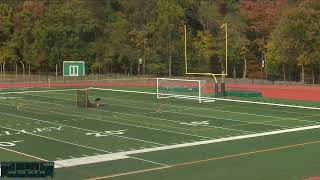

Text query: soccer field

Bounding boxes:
[0,86,320,180]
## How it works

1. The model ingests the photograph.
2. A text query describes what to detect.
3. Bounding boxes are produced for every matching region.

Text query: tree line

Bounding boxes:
[0,0,319,83]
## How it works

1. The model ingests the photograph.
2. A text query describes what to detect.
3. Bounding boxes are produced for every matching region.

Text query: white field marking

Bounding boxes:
[47,90,307,127]
[0,97,21,99]
[10,98,214,140]
[54,123,320,169]
[97,90,304,118]
[55,154,167,169]
[20,90,245,133]
[0,146,47,161]
[88,87,320,123]
[26,94,254,134]
[88,92,319,125]
[180,121,210,126]
[55,154,130,168]
[5,89,320,168]
[0,88,80,95]
[172,103,319,124]
[0,106,165,147]
[87,113,220,138]
[0,145,48,176]
[0,125,113,154]
[86,130,127,137]
[90,87,320,110]
[130,157,169,167]
[133,99,319,125]
[110,117,201,132]
[169,105,316,125]
[83,106,255,134]
[0,140,24,147]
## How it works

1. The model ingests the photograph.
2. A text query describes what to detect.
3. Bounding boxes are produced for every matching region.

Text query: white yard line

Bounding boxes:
[26,93,255,134]
[0,88,80,95]
[54,154,130,168]
[55,124,320,169]
[130,157,169,167]
[12,97,215,140]
[105,102,290,128]
[89,87,320,110]
[0,146,47,161]
[0,107,165,147]
[0,125,112,154]
[50,89,320,127]
[89,91,320,125]
[91,88,309,116]
[2,88,320,169]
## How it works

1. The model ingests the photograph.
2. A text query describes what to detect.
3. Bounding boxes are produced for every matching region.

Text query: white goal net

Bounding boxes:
[156,78,215,103]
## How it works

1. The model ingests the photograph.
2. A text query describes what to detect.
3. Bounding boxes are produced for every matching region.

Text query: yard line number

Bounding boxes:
[86,130,127,137]
[0,140,24,147]
[180,121,210,126]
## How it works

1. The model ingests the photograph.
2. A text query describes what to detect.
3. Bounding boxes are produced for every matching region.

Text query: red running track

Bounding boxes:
[226,84,320,102]
[1,81,320,102]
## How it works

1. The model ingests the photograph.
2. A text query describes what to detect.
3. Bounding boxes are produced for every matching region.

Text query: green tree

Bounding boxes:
[267,0,320,82]
[151,0,184,76]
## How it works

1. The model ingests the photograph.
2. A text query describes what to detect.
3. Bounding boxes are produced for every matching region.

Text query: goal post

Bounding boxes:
[156,78,215,103]
[76,89,89,108]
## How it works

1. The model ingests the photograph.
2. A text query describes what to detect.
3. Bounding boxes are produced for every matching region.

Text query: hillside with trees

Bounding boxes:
[0,0,319,83]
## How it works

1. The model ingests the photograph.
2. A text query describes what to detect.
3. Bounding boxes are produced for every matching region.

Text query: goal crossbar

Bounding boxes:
[156,78,214,103]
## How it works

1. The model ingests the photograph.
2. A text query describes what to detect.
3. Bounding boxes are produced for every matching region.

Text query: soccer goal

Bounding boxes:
[76,89,90,108]
[156,78,215,103]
